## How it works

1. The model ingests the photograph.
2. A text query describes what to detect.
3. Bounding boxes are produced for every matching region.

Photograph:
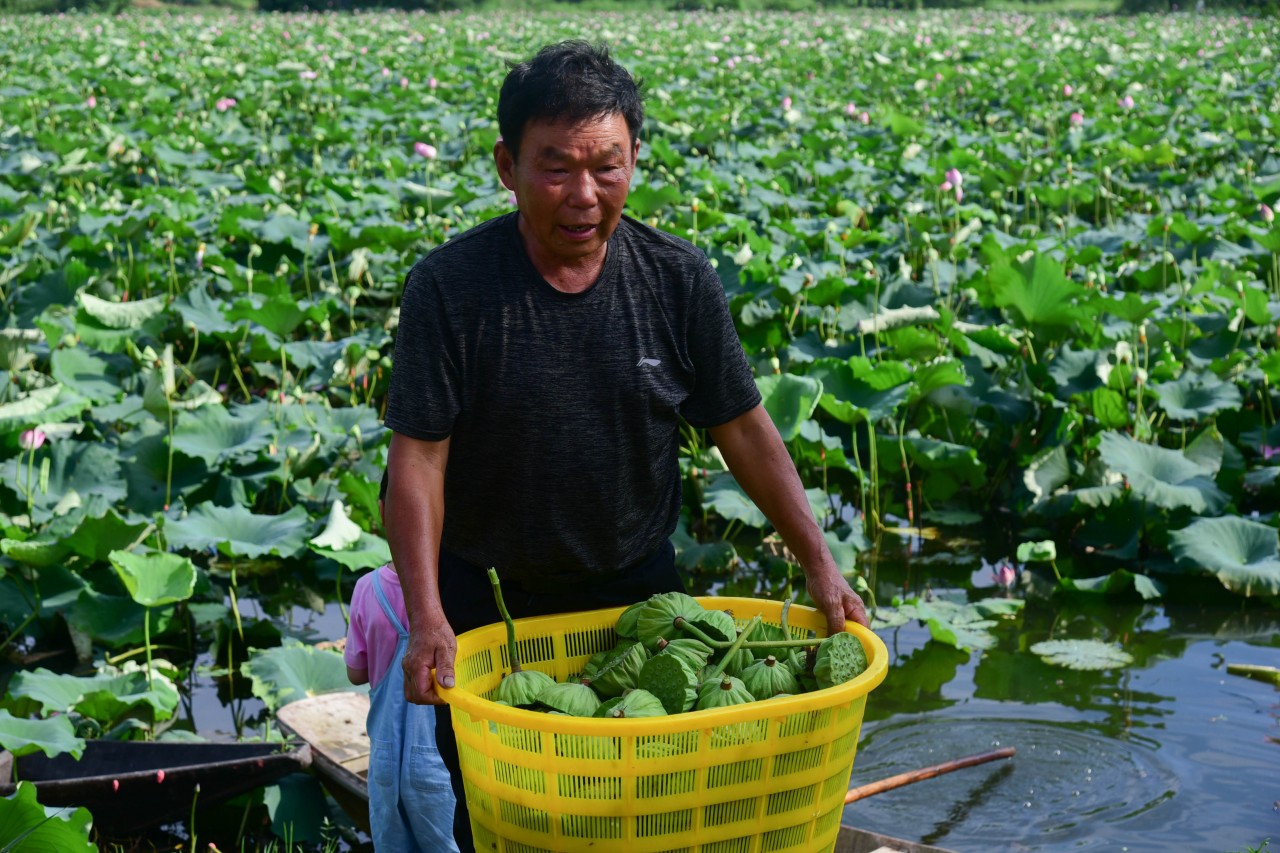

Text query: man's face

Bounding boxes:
[495,113,639,274]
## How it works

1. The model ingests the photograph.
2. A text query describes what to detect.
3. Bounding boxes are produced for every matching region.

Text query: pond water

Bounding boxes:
[186,532,1279,853]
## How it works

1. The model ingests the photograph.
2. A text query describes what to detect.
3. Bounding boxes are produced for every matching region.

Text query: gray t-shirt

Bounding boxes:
[385,212,761,584]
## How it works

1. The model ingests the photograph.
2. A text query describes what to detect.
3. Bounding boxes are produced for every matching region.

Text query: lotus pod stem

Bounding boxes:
[702,615,762,683]
[487,567,523,672]
[675,612,816,651]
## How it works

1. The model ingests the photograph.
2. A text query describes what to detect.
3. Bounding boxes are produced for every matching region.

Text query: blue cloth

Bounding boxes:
[367,572,458,852]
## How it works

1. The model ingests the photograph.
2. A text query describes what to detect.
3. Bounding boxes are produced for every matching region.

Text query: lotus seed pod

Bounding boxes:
[716,647,755,679]
[614,600,648,639]
[636,592,707,652]
[536,681,601,717]
[495,668,555,707]
[595,688,667,719]
[638,653,698,715]
[655,637,714,673]
[694,675,754,711]
[741,655,799,701]
[584,640,649,698]
[813,632,869,690]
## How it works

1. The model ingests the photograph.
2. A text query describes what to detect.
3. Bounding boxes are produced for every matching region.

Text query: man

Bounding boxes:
[384,40,868,851]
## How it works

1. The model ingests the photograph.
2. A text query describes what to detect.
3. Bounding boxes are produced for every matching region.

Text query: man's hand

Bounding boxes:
[403,613,458,705]
[804,565,870,634]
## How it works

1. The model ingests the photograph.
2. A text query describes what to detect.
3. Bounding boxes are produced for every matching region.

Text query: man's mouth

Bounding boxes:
[560,223,597,239]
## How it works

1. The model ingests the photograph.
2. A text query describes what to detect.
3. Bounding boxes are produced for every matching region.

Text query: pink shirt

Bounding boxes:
[344,564,410,690]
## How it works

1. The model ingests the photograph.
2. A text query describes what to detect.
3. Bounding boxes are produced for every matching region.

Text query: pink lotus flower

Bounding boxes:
[215,97,236,112]
[845,101,857,117]
[399,77,408,89]
[940,180,953,192]
[945,167,963,188]
[428,77,438,90]
[993,562,1016,590]
[85,95,97,109]
[1119,94,1135,110]
[781,96,792,111]
[1069,111,1084,127]
[414,142,437,159]
[299,70,318,80]
[858,111,869,124]
[955,187,964,203]
[1263,445,1280,460]
[1261,203,1275,224]
[1062,83,1073,97]
[381,67,390,77]
[19,429,46,451]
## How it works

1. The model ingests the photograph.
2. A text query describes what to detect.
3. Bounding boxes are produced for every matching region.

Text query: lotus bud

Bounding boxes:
[1262,203,1275,224]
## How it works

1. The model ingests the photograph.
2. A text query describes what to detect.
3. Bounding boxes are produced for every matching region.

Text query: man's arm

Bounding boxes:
[707,404,869,634]
[385,432,456,704]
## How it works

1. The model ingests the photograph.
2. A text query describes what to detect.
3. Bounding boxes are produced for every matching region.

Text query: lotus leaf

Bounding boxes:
[1098,431,1229,514]
[0,711,84,761]
[241,640,356,713]
[1029,639,1134,671]
[0,781,95,851]
[1168,516,1280,597]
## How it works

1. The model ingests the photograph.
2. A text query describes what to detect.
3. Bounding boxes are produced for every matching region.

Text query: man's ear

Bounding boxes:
[495,140,516,192]
[630,137,641,166]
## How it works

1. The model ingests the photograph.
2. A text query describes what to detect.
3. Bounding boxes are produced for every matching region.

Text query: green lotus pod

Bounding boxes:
[495,668,556,707]
[654,637,714,673]
[536,680,602,717]
[813,632,869,690]
[716,647,755,679]
[587,640,649,698]
[743,620,795,659]
[694,675,754,711]
[636,592,707,652]
[685,609,737,646]
[637,653,698,715]
[595,688,667,719]
[615,600,647,639]
[740,655,799,701]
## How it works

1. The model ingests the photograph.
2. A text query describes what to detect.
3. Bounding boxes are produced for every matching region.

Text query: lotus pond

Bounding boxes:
[0,6,1277,852]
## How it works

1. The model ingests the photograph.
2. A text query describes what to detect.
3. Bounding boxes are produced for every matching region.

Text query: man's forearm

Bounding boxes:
[707,406,835,577]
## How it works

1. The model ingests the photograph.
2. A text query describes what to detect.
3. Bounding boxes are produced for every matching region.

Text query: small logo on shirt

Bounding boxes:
[637,357,661,368]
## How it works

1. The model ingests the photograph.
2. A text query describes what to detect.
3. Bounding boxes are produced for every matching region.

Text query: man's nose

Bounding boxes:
[566,171,598,207]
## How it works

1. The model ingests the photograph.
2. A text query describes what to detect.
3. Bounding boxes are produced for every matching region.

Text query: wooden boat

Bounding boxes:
[0,739,312,835]
[278,691,956,853]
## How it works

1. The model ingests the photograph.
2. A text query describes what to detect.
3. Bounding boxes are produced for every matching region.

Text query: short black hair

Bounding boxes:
[498,40,644,163]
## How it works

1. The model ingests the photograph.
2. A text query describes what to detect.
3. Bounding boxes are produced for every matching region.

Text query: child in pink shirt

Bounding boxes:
[344,476,457,852]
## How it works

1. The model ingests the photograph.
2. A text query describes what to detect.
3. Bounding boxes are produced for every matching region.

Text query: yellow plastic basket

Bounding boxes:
[440,596,888,853]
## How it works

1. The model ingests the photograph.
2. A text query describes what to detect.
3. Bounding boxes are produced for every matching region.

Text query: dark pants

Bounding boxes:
[433,542,682,853]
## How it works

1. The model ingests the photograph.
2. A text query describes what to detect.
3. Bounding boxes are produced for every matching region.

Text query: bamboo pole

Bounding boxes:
[844,747,1016,804]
